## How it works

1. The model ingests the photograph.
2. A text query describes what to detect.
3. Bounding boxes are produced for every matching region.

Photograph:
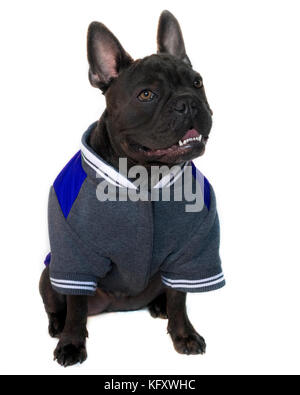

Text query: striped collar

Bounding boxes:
[81,123,188,190]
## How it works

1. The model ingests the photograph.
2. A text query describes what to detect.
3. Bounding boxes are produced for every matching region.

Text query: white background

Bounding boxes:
[0,0,300,375]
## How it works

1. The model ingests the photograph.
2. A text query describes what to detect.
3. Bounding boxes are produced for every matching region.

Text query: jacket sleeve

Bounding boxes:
[48,187,112,296]
[160,184,225,293]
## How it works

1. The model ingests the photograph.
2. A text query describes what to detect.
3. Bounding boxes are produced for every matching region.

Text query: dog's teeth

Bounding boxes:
[180,137,202,146]
[179,136,203,146]
[178,136,202,147]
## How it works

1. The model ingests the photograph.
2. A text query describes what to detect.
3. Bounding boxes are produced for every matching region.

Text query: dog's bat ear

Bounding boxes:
[87,22,133,92]
[157,10,192,67]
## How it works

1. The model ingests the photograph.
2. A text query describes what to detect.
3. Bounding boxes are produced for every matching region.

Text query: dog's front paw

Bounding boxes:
[148,293,168,319]
[48,311,66,338]
[171,331,206,355]
[54,339,87,367]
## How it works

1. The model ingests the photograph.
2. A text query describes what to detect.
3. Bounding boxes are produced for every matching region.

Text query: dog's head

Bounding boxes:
[87,11,213,166]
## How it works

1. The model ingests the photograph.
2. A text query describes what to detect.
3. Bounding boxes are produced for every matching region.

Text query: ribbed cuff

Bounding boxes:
[162,272,225,293]
[50,272,98,296]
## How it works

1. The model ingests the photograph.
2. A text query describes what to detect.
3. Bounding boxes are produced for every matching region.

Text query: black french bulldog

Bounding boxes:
[40,10,215,367]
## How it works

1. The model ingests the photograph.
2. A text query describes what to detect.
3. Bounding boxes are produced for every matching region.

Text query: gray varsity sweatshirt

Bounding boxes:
[44,123,225,296]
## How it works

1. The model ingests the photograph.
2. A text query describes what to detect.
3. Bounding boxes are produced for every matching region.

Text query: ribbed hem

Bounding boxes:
[50,272,98,296]
[162,272,225,293]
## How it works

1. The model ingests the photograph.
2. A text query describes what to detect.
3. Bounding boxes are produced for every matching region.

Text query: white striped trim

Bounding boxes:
[81,141,188,190]
[162,273,225,289]
[82,153,122,188]
[51,282,96,292]
[50,278,97,292]
[50,277,97,286]
[167,162,189,187]
[153,162,188,189]
[162,272,223,284]
[81,143,137,189]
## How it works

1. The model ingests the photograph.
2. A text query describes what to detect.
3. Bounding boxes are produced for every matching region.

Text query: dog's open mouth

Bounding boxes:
[129,129,209,159]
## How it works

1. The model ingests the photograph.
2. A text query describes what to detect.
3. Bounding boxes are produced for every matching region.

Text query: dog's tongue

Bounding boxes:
[181,128,200,140]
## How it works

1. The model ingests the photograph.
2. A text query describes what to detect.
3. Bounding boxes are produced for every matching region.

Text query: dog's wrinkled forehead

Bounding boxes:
[136,55,193,86]
[107,54,197,101]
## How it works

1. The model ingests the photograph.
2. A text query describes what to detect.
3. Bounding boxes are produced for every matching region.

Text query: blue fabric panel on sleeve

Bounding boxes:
[44,252,51,266]
[191,161,197,179]
[191,162,210,211]
[53,151,87,218]
[204,176,211,211]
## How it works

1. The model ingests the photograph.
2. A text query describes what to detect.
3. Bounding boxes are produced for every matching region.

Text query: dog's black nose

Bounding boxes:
[174,99,188,114]
[174,97,197,116]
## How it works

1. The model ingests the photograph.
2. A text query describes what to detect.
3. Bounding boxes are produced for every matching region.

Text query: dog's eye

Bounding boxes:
[193,79,203,89]
[138,90,156,102]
